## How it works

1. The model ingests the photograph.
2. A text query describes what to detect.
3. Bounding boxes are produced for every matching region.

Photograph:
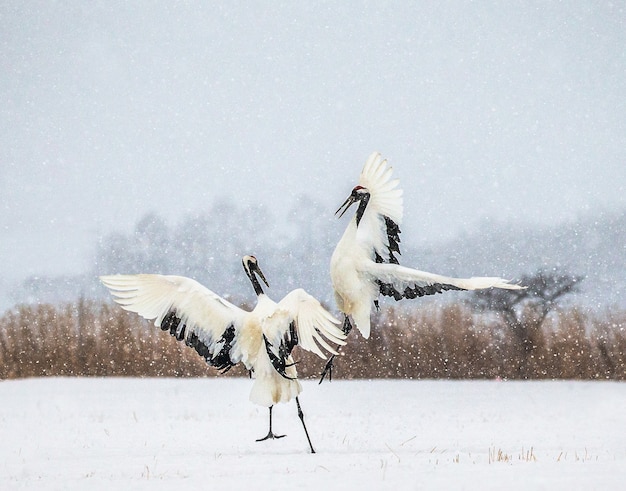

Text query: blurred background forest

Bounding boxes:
[5,197,626,311]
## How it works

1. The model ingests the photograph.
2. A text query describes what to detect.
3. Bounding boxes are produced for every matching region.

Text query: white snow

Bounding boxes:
[1,378,625,490]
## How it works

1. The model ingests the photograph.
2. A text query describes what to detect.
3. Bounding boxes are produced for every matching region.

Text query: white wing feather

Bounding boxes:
[267,289,346,359]
[359,151,403,225]
[99,274,247,362]
[354,152,404,261]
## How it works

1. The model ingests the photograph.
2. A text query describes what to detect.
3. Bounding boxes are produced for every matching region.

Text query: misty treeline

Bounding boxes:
[12,196,338,309]
[8,197,626,310]
[1,291,624,381]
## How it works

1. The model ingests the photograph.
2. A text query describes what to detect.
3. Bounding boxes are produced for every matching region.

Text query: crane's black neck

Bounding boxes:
[355,193,370,227]
[249,272,265,296]
[244,268,265,296]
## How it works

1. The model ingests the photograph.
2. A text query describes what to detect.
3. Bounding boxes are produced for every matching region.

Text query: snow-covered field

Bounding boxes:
[1,378,625,490]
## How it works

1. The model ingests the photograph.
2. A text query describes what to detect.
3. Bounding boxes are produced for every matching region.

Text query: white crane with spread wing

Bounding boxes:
[101,255,345,453]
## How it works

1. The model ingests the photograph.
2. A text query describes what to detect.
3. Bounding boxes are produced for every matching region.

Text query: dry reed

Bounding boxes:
[0,301,624,380]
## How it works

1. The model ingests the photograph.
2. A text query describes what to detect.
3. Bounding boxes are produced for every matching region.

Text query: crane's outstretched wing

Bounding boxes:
[262,288,346,370]
[366,262,525,300]
[357,152,404,264]
[100,274,247,372]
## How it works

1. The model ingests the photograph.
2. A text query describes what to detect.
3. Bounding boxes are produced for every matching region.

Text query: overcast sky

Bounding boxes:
[1,2,625,289]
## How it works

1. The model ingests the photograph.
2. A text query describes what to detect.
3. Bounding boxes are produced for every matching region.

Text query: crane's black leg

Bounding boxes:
[256,406,286,441]
[319,315,352,384]
[295,397,315,454]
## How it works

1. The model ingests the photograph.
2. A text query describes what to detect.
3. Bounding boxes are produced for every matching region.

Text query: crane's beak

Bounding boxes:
[335,194,358,219]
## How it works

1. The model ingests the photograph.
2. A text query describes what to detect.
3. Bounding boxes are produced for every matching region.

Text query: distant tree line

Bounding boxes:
[7,199,625,311]
[7,196,341,309]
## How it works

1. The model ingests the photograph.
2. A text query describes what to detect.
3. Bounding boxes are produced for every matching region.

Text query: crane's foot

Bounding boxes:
[256,431,286,442]
[318,354,336,384]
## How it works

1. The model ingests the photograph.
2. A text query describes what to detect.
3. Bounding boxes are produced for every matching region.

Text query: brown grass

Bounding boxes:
[0,300,247,379]
[0,301,624,380]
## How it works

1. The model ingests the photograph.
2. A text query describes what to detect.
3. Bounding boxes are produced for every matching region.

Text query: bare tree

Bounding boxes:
[472,269,583,378]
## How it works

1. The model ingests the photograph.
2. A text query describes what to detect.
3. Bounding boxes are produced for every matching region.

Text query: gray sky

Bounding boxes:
[1,2,625,287]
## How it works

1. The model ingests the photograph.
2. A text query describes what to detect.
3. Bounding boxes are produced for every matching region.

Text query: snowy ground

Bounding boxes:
[1,378,625,490]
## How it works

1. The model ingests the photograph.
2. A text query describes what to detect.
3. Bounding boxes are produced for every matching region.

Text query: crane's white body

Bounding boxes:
[100,274,344,407]
[331,218,380,337]
[237,292,301,407]
[331,152,524,339]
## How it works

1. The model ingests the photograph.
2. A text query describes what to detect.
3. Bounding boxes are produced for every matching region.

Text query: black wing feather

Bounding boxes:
[384,216,401,264]
[378,280,465,301]
[262,322,298,380]
[160,310,237,373]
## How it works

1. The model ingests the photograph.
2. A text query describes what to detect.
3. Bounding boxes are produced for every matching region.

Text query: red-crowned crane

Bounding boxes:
[100,255,345,453]
[321,152,524,381]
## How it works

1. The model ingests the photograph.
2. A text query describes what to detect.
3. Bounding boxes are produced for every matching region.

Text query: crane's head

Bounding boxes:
[242,255,269,295]
[335,185,370,226]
